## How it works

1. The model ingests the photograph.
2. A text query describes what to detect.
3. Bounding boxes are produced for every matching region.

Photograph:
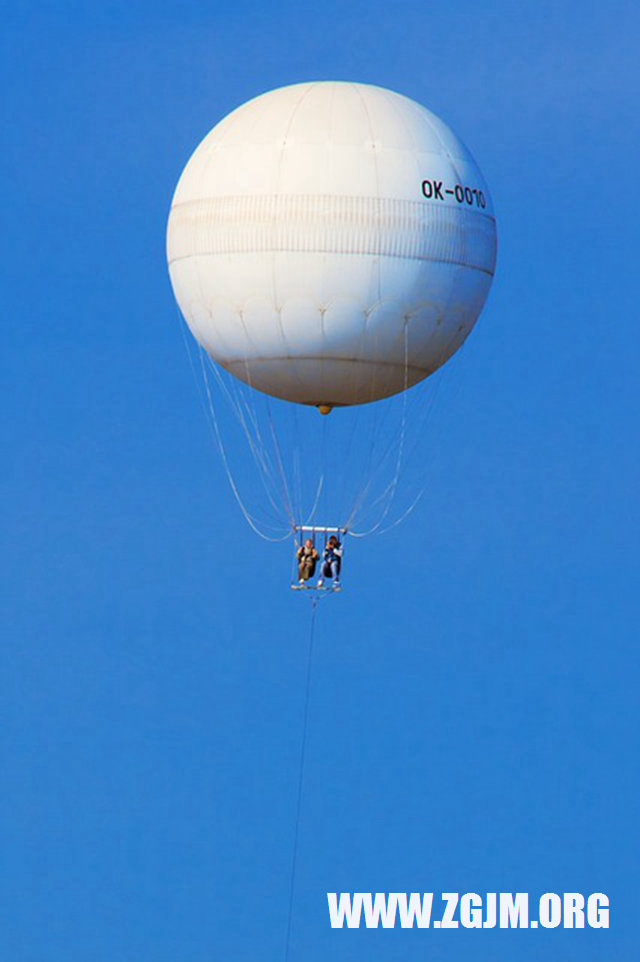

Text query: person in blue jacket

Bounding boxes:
[317,535,343,587]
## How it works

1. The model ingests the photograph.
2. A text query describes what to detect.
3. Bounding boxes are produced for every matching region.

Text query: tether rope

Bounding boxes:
[284,596,319,962]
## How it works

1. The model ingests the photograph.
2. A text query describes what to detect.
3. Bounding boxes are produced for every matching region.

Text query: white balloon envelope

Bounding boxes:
[167,81,497,408]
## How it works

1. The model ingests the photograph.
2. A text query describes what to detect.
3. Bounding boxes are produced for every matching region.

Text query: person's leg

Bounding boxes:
[331,559,339,582]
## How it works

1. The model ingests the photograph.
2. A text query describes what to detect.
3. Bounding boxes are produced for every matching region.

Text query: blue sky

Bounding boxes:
[2,1,639,959]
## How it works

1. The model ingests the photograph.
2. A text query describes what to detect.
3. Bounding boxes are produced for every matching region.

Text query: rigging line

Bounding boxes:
[177,316,280,529]
[232,370,284,491]
[217,374,296,531]
[344,344,410,531]
[205,358,285,521]
[398,371,445,472]
[348,327,410,532]
[291,403,304,525]
[197,349,292,541]
[348,323,411,536]
[200,356,289,537]
[345,382,385,524]
[204,359,270,478]
[351,313,462,524]
[354,343,463,536]
[177,312,214,424]
[266,398,296,526]
[201,359,287,531]
[406,327,463,440]
[290,403,314,526]
[381,333,464,508]
[304,473,324,526]
[356,390,425,511]
[353,376,423,510]
[293,447,303,526]
[206,355,281,491]
[284,596,319,962]
[176,320,283,535]
[376,486,427,534]
[366,395,440,530]
[352,402,410,512]
[336,397,363,522]
[232,346,297,526]
[221,368,274,474]
[343,397,385,529]
[359,330,468,535]
[344,399,411,532]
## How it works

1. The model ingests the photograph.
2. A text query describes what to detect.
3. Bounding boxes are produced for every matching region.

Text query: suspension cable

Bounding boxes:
[347,323,410,535]
[197,348,292,541]
[203,355,288,524]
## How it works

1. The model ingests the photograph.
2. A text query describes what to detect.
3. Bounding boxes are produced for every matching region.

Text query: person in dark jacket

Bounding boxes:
[297,538,319,583]
[317,535,343,587]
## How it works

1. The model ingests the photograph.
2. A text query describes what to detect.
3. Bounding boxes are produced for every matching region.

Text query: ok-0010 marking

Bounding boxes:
[421,178,487,208]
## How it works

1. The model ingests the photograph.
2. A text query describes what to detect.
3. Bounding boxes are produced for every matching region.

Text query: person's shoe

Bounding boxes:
[299,578,305,584]
[333,580,340,588]
[317,579,324,588]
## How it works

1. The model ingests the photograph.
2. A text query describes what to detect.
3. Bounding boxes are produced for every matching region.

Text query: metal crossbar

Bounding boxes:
[293,525,348,535]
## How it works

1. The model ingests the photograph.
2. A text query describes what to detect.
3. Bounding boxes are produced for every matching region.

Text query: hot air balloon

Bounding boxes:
[167,81,497,584]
